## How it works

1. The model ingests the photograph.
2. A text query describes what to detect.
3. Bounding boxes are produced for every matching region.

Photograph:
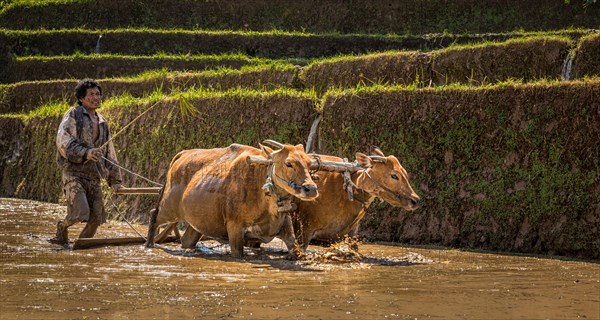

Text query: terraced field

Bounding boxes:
[1,0,599,259]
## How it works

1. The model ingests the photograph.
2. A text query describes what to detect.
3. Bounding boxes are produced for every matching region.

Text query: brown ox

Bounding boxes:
[145,142,318,258]
[293,148,420,250]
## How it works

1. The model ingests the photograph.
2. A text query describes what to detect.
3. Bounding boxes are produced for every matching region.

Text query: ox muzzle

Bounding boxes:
[299,183,318,199]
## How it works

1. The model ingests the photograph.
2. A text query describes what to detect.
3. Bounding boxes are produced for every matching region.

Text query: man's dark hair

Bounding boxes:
[74,78,102,105]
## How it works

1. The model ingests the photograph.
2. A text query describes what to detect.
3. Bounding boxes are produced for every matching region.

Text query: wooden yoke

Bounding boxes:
[111,158,361,196]
[246,155,361,173]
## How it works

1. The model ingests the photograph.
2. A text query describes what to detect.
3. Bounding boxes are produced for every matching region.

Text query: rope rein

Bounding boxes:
[107,188,147,241]
[271,165,300,191]
[262,162,298,213]
[363,170,413,203]
[101,156,163,187]
[96,161,162,241]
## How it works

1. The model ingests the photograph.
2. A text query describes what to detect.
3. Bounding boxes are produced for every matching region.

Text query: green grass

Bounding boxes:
[0,25,595,39]
[440,34,574,52]
[322,77,600,103]
[303,34,575,71]
[0,0,72,10]
[13,99,69,119]
[9,73,600,120]
[0,61,302,115]
[127,62,297,80]
[14,84,319,120]
[15,52,262,62]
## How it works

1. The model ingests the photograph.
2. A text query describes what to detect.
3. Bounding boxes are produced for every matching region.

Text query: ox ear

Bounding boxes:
[370,146,385,157]
[260,144,274,159]
[355,152,373,168]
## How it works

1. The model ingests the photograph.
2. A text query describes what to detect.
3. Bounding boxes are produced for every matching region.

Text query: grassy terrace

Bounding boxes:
[2,0,599,33]
[18,85,317,118]
[1,28,595,58]
[298,35,585,92]
[0,62,299,113]
[2,34,599,112]
[3,52,269,82]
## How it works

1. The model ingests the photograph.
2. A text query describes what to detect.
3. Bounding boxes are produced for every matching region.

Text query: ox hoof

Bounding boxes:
[285,251,305,261]
[48,237,68,246]
[144,241,155,248]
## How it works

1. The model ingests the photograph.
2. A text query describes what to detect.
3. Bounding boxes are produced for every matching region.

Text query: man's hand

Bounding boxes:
[111,184,124,194]
[86,148,103,162]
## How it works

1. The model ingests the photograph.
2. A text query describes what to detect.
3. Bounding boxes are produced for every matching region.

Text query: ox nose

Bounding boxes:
[302,184,318,198]
[409,195,420,207]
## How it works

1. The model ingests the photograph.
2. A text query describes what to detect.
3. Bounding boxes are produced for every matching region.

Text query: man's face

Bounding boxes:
[80,87,102,111]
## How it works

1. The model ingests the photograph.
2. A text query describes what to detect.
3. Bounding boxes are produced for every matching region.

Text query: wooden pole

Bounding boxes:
[72,235,178,250]
[114,187,162,195]
[246,155,361,173]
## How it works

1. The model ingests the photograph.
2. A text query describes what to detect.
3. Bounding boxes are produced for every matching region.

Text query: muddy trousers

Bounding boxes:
[53,176,105,243]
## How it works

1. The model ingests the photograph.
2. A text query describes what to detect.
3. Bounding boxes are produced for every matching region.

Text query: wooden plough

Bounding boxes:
[72,235,178,250]
[72,186,164,250]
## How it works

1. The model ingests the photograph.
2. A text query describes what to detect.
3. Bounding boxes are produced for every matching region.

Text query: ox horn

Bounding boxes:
[370,145,385,157]
[369,155,388,163]
[262,139,285,150]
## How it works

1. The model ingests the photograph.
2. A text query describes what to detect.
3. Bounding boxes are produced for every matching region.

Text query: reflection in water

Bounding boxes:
[1,198,599,319]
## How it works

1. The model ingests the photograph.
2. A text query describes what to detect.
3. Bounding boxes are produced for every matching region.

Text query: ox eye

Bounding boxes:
[391,174,399,180]
[285,162,293,168]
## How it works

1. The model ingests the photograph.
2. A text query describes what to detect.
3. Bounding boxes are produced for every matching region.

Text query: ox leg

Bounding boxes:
[292,215,311,251]
[299,227,312,251]
[155,223,176,244]
[145,208,159,248]
[245,241,262,249]
[278,214,303,260]
[145,186,167,248]
[174,226,182,240]
[181,226,202,249]
[226,223,245,258]
[348,224,360,251]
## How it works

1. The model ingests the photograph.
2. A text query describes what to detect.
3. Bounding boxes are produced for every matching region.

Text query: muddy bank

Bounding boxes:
[320,81,600,259]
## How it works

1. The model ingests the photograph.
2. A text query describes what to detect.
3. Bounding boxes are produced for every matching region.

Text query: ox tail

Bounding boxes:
[145,185,165,248]
[146,151,185,248]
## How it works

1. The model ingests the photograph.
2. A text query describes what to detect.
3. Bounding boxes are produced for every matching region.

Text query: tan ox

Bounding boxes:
[293,148,420,250]
[145,141,318,258]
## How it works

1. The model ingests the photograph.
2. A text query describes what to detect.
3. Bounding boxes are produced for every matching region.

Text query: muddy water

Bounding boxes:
[1,198,598,319]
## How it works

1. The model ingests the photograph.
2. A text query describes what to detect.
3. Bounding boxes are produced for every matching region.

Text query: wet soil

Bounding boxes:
[1,198,598,319]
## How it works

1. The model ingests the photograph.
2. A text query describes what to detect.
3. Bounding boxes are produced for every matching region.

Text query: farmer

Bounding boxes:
[49,78,123,246]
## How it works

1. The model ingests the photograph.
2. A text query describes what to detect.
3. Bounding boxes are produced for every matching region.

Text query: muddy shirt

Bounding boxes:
[56,105,122,186]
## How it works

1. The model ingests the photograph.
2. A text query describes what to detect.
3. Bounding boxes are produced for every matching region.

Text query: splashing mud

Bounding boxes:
[1,198,598,319]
